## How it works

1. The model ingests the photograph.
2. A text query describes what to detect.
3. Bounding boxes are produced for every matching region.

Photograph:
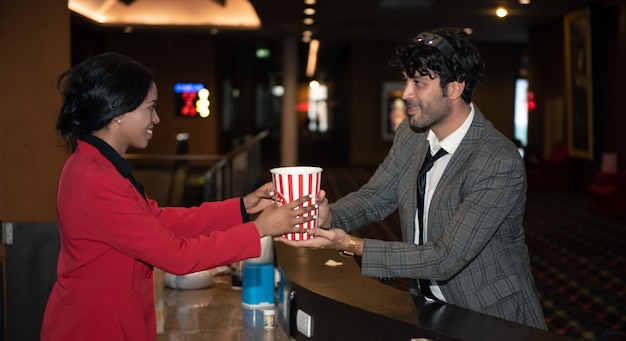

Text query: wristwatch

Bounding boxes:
[339,237,357,257]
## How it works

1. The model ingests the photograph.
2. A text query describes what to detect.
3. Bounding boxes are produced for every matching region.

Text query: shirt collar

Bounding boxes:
[80,134,132,178]
[427,102,475,155]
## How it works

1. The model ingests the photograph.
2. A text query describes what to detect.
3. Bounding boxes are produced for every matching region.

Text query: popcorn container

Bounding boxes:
[270,166,323,240]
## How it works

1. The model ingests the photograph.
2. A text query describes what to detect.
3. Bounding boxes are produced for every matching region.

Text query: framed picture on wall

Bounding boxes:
[381,82,406,141]
[564,8,593,159]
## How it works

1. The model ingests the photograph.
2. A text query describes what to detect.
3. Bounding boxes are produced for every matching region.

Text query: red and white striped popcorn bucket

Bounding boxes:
[270,166,323,240]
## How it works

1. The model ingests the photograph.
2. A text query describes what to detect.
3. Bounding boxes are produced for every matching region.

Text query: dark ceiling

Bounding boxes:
[248,0,604,42]
[243,0,606,80]
[71,0,607,81]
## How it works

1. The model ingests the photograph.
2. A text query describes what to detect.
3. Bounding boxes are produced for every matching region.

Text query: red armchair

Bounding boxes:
[526,143,574,191]
[587,171,626,218]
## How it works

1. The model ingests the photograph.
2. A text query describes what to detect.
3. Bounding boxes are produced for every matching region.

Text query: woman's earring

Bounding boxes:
[116,119,122,124]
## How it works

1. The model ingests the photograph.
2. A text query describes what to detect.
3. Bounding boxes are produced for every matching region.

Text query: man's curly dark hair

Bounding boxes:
[388,27,485,103]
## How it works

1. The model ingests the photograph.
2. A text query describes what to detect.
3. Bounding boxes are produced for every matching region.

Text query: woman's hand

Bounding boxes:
[316,189,331,228]
[253,195,317,237]
[243,182,275,215]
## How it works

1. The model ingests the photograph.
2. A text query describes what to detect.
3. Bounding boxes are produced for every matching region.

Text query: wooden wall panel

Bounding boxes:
[0,0,70,222]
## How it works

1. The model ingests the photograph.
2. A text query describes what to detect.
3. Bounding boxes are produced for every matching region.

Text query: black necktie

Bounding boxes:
[416,146,447,301]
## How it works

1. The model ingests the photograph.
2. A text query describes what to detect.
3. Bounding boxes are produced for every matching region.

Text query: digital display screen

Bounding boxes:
[174,82,210,118]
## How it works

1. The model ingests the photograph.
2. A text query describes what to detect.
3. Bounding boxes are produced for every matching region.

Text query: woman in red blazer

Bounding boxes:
[41,52,314,341]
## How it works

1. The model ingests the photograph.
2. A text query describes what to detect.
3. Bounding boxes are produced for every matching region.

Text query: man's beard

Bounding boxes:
[407,100,450,133]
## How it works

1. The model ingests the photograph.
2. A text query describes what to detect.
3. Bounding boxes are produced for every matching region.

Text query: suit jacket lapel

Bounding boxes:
[428,108,486,239]
[438,109,485,185]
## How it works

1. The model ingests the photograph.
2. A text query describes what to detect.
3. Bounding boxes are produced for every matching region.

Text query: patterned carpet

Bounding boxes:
[319,165,626,341]
[524,191,626,340]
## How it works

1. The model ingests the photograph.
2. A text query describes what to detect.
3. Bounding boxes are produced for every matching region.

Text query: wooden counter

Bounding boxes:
[274,243,574,341]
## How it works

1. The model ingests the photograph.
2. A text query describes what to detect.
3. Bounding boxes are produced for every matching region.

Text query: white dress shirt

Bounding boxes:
[414,103,475,301]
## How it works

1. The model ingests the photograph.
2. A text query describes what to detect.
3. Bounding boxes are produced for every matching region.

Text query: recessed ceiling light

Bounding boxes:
[304,8,315,15]
[303,18,314,25]
[496,7,508,18]
[304,0,316,4]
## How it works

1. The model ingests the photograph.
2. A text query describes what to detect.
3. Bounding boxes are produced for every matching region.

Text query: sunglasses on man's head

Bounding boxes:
[413,33,455,60]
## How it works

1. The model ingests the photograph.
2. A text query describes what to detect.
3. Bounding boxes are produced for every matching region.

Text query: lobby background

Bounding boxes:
[1,1,625,340]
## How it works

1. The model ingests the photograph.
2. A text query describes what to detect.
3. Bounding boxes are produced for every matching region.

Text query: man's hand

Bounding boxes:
[275,227,359,255]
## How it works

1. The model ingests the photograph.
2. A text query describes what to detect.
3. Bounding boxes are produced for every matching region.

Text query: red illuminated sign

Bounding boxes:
[174,83,210,118]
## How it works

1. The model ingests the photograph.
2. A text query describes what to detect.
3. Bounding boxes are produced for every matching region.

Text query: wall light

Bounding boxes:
[256,48,270,59]
[271,85,285,97]
[306,39,319,78]
[309,80,320,89]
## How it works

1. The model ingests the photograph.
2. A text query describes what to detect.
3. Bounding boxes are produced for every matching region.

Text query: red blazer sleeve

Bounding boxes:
[77,169,261,275]
[151,197,248,238]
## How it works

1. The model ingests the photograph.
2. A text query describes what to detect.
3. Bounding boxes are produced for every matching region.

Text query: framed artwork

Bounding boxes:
[381,82,406,141]
[564,8,593,159]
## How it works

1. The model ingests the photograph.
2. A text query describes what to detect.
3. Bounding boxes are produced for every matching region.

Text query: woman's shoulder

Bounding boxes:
[61,143,122,186]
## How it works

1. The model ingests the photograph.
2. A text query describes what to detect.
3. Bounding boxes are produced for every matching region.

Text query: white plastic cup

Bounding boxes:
[270,166,323,240]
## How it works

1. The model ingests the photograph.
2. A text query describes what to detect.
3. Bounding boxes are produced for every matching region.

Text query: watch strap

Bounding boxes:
[339,236,357,257]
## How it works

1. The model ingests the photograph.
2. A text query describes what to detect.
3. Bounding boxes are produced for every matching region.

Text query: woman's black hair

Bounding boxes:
[388,27,485,103]
[56,52,154,151]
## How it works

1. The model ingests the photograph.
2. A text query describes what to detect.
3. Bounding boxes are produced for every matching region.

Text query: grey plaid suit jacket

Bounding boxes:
[330,106,547,329]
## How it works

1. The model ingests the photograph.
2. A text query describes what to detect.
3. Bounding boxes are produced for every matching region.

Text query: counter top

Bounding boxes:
[155,272,289,341]
[153,243,574,340]
[274,242,574,341]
